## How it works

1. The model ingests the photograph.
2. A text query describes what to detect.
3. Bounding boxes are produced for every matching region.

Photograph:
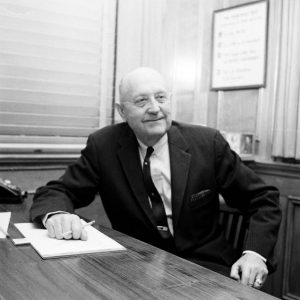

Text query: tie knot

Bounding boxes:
[146,147,154,159]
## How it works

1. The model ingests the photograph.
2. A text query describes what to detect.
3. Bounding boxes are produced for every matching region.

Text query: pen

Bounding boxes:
[62,220,95,238]
[0,225,10,238]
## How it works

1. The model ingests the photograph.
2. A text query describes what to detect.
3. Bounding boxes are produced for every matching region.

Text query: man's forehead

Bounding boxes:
[122,75,165,98]
[127,70,164,84]
[129,80,166,95]
[119,68,168,101]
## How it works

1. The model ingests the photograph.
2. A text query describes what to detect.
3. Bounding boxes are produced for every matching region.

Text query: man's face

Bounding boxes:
[118,72,172,146]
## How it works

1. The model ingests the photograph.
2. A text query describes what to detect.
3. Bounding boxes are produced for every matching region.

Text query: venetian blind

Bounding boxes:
[0,0,116,155]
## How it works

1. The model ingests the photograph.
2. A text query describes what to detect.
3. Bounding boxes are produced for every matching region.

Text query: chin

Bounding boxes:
[147,129,167,140]
[138,121,170,140]
[147,124,166,134]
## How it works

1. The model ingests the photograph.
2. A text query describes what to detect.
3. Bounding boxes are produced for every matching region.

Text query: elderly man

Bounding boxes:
[30,67,281,289]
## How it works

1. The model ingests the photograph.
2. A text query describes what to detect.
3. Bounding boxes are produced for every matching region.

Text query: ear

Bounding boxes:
[115,103,126,121]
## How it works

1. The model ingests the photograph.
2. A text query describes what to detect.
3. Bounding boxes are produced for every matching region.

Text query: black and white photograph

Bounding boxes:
[0,0,298,299]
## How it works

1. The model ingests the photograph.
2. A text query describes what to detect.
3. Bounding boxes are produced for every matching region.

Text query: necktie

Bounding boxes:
[143,147,172,240]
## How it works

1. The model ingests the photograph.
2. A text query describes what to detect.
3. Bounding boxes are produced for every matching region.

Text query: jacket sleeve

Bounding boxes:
[30,135,101,223]
[214,131,281,272]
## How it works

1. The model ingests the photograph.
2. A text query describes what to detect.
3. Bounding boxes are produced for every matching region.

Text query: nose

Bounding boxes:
[147,96,160,112]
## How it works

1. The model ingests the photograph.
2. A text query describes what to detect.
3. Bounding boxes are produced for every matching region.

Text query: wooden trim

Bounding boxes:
[282,196,300,300]
[0,143,84,153]
[111,0,119,124]
[1,155,300,175]
[247,160,300,179]
[0,154,78,170]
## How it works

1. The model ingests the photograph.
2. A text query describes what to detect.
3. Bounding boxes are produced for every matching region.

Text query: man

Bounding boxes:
[30,67,281,289]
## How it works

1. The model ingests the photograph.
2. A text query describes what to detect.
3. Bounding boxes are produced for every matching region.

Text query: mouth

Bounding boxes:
[144,117,164,123]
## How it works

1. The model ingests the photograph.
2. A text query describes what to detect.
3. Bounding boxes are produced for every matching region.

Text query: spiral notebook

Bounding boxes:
[14,220,126,259]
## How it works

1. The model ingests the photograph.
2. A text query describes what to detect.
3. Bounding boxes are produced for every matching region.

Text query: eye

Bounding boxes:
[155,94,167,103]
[134,97,148,107]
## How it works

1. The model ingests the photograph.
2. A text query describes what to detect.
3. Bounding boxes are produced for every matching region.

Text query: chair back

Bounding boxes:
[219,202,248,253]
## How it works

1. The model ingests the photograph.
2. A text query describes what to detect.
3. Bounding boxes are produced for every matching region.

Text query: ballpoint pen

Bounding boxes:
[62,220,95,238]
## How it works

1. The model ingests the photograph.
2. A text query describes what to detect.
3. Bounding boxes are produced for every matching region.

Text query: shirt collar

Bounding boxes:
[137,134,168,157]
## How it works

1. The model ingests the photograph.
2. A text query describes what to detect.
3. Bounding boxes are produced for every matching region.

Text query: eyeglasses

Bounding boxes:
[128,92,171,108]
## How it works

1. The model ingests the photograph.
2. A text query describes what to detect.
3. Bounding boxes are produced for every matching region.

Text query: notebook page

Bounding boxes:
[14,220,126,259]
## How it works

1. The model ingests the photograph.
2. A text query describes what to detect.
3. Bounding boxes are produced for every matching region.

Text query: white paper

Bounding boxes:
[14,220,126,259]
[0,212,11,238]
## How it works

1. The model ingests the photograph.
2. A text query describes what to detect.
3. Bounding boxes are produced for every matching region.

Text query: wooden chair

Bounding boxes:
[219,202,248,253]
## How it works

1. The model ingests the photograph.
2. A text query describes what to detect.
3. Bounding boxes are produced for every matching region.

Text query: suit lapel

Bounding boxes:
[168,125,191,231]
[117,127,157,228]
[117,124,192,233]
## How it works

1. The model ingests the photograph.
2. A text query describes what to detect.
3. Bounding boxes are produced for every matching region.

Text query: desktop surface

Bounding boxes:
[0,198,279,300]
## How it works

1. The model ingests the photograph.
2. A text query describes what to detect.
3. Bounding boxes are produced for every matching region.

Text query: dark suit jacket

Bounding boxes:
[31,121,281,271]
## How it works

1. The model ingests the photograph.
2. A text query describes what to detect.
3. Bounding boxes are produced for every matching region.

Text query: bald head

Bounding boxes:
[116,67,172,146]
[119,67,167,103]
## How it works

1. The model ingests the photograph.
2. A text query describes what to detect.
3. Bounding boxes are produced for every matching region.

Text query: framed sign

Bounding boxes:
[211,0,269,90]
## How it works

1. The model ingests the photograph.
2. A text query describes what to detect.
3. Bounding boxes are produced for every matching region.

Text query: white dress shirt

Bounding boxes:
[137,134,174,235]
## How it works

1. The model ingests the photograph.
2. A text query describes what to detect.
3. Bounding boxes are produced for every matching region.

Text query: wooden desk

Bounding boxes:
[0,200,279,300]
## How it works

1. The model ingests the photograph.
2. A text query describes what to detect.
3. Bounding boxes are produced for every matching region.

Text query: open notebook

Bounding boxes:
[14,221,126,259]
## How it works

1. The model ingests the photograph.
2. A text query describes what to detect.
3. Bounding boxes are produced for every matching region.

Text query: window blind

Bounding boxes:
[0,0,116,156]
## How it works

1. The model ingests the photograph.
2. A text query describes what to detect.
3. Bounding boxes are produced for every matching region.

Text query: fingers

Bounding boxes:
[80,228,88,241]
[45,214,86,240]
[46,215,63,239]
[253,270,268,289]
[242,269,265,289]
[46,221,56,238]
[253,277,264,289]
[230,262,241,282]
[246,268,256,287]
[241,265,252,286]
[230,254,268,289]
[61,215,73,239]
[70,216,83,239]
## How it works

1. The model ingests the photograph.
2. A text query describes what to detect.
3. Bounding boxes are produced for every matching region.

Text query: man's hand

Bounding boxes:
[230,253,268,289]
[45,213,88,240]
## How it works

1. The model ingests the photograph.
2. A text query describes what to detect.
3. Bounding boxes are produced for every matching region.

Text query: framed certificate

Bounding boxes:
[211,0,269,90]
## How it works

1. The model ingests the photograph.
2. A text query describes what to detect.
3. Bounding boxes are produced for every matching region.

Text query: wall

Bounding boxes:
[115,0,221,126]
[115,0,284,162]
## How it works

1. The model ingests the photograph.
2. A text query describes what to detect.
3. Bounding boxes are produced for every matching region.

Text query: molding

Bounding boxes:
[246,160,300,179]
[1,155,300,175]
[0,154,78,171]
[282,196,300,300]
